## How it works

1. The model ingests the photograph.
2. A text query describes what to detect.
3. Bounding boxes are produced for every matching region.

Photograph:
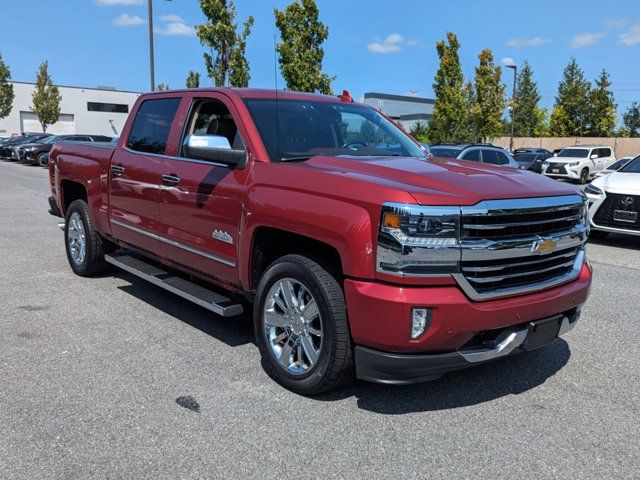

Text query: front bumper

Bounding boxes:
[587,191,640,236]
[355,309,580,384]
[542,165,580,180]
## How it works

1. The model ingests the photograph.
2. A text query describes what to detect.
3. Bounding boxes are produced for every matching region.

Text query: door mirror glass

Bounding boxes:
[183,134,246,168]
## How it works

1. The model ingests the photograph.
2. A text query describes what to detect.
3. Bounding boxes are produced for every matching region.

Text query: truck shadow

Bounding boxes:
[318,340,571,414]
[587,234,640,251]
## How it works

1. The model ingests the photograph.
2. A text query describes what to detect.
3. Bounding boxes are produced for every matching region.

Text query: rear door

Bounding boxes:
[158,92,253,286]
[108,96,181,256]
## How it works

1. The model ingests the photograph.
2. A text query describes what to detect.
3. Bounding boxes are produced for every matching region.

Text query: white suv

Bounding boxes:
[542,145,616,184]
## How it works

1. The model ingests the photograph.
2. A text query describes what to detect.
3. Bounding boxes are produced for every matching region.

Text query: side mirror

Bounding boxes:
[590,154,598,160]
[183,134,246,168]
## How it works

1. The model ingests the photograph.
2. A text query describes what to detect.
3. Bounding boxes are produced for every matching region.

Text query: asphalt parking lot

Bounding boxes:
[1,160,638,479]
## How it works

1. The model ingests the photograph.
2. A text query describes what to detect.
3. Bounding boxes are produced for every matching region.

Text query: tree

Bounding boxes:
[470,49,506,141]
[31,61,61,133]
[427,32,471,143]
[156,83,170,91]
[550,58,591,136]
[623,102,640,137]
[588,69,617,137]
[186,70,201,89]
[196,0,254,87]
[532,106,551,137]
[0,53,14,120]
[274,0,334,94]
[409,120,429,143]
[513,61,541,137]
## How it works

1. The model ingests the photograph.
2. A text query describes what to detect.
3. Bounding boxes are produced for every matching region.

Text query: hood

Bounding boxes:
[292,155,581,205]
[592,171,640,194]
[550,155,589,164]
[17,143,41,149]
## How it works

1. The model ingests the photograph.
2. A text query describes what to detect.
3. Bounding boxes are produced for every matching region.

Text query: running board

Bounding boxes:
[105,253,243,317]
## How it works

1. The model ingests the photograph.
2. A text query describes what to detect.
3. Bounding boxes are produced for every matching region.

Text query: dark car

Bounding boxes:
[0,134,51,160]
[430,143,519,168]
[18,134,113,166]
[513,148,553,173]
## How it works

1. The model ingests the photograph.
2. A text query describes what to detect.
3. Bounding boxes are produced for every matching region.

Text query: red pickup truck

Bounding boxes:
[48,88,592,394]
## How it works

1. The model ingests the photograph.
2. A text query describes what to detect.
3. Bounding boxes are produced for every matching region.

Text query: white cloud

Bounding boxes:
[158,14,185,23]
[618,22,640,46]
[570,32,604,48]
[96,0,143,6]
[156,22,195,36]
[605,19,627,30]
[506,36,552,48]
[367,34,405,54]
[113,13,145,27]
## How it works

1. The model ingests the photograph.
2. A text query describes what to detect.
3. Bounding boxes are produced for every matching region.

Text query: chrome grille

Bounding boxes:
[454,195,588,301]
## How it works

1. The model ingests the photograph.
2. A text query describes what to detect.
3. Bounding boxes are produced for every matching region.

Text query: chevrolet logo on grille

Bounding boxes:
[531,238,558,255]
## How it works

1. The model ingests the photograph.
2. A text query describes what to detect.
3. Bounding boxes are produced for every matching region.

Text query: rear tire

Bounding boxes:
[253,254,354,395]
[64,200,109,276]
[579,168,589,184]
[589,230,609,240]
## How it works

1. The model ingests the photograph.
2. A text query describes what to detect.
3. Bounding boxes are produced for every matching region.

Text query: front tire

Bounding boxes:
[254,254,354,395]
[36,153,48,167]
[64,200,109,276]
[579,168,589,184]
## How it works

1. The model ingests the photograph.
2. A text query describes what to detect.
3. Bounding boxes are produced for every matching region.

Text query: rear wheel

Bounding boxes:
[579,168,589,184]
[254,254,354,395]
[64,200,109,276]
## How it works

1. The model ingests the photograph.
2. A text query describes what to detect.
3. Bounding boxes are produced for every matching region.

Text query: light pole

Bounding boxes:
[504,59,518,153]
[148,0,155,91]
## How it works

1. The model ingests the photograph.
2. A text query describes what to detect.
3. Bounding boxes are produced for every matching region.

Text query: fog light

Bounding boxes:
[411,308,431,339]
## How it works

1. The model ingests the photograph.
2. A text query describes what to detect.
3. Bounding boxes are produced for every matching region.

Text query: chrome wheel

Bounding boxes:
[263,278,323,374]
[67,212,86,265]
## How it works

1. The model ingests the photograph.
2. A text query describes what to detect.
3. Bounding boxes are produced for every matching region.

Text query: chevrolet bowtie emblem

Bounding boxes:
[531,238,558,255]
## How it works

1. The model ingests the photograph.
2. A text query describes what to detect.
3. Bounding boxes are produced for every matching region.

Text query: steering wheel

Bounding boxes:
[342,141,367,150]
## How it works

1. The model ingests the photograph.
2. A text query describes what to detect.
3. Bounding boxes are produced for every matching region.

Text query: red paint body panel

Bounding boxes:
[48,87,592,356]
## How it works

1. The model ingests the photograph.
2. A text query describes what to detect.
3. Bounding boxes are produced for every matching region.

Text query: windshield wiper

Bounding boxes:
[279,155,315,162]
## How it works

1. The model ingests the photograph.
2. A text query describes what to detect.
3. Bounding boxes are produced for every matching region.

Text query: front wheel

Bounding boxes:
[253,254,354,395]
[579,168,589,184]
[36,153,48,167]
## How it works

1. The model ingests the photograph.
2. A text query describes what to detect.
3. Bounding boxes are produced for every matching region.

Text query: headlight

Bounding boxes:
[377,203,460,276]
[568,161,580,167]
[584,184,603,195]
[24,146,37,151]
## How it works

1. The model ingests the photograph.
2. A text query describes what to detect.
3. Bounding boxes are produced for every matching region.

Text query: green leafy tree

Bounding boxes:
[30,61,61,133]
[186,70,201,89]
[588,69,617,137]
[409,120,429,143]
[427,32,471,143]
[0,53,14,120]
[274,0,334,94]
[513,61,541,137]
[623,102,640,137]
[550,58,591,136]
[470,49,506,141]
[156,83,170,91]
[196,0,254,87]
[532,106,551,137]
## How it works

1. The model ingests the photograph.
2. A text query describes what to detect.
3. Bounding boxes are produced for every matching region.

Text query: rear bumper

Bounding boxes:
[355,309,580,384]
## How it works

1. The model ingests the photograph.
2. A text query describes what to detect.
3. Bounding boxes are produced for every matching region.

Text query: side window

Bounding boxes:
[181,99,245,156]
[496,151,511,165]
[127,98,181,155]
[461,149,481,162]
[75,136,91,142]
[591,149,600,158]
[602,148,612,157]
[482,149,507,165]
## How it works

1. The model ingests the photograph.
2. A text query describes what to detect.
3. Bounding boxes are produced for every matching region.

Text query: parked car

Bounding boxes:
[542,145,616,184]
[48,88,591,394]
[586,155,640,239]
[592,157,633,179]
[17,134,112,166]
[430,143,520,168]
[0,133,50,159]
[513,148,553,173]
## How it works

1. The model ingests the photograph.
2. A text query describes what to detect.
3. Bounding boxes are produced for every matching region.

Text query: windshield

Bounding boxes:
[41,135,63,144]
[243,99,425,161]
[558,148,589,158]
[620,156,640,173]
[430,147,463,158]
[607,158,629,170]
[514,153,537,163]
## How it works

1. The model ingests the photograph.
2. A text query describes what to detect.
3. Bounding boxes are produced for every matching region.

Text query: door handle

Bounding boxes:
[162,174,181,185]
[111,165,125,176]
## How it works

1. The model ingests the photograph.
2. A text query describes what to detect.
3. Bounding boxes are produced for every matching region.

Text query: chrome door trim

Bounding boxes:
[110,218,236,267]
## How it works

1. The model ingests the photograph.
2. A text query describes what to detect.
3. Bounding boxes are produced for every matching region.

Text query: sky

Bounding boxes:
[2,0,640,113]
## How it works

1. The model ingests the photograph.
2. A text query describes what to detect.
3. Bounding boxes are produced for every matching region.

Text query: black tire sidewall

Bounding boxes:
[580,168,589,184]
[37,153,47,167]
[254,256,344,394]
[64,200,105,276]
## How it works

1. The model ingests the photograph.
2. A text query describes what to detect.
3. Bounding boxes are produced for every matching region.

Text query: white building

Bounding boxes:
[0,81,141,138]
[363,92,435,131]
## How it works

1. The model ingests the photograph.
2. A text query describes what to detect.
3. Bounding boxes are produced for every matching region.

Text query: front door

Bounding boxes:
[109,96,181,256]
[158,94,252,287]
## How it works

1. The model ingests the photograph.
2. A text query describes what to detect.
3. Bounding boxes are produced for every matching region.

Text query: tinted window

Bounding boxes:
[127,98,180,154]
[88,102,129,113]
[497,151,512,165]
[601,148,612,157]
[482,149,508,165]
[430,147,463,158]
[461,149,481,162]
[558,148,589,158]
[515,153,537,163]
[608,158,629,170]
[620,156,640,173]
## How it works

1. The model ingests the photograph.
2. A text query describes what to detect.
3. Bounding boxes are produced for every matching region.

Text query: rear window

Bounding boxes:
[430,147,462,158]
[127,98,181,155]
